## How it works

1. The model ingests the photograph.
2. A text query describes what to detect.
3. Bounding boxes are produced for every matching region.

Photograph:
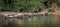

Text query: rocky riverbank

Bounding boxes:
[0,11,59,18]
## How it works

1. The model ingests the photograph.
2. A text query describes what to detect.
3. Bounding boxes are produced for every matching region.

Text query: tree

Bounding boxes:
[0,0,57,12]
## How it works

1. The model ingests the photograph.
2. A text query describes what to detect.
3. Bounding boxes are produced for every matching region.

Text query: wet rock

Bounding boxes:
[40,14,44,16]
[33,14,37,16]
[28,15,33,18]
[44,13,49,16]
[17,16,23,19]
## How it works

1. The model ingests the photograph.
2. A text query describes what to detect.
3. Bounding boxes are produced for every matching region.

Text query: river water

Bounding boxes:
[0,15,60,27]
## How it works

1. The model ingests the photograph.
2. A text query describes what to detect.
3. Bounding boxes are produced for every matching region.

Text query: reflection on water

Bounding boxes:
[0,15,60,27]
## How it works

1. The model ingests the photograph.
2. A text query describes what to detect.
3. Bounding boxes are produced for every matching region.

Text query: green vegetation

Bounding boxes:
[0,0,59,12]
[47,7,54,12]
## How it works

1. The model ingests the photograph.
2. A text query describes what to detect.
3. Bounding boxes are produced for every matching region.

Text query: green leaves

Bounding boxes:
[57,0,60,6]
[47,7,54,12]
[0,0,48,12]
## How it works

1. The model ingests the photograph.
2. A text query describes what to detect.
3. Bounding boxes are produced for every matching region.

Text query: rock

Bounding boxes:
[17,16,23,19]
[44,13,49,16]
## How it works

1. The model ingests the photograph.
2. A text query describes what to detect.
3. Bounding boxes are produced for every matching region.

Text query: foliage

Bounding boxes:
[0,0,46,12]
[0,0,59,12]
[57,0,60,6]
[47,7,54,12]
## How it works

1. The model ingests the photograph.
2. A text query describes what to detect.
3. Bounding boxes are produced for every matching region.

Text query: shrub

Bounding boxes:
[47,7,54,12]
[57,0,60,6]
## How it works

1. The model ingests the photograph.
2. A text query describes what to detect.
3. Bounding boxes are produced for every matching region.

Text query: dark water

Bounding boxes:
[0,15,60,27]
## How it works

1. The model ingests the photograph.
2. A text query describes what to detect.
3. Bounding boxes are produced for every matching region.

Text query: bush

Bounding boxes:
[0,0,45,12]
[47,7,54,12]
[57,0,60,6]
